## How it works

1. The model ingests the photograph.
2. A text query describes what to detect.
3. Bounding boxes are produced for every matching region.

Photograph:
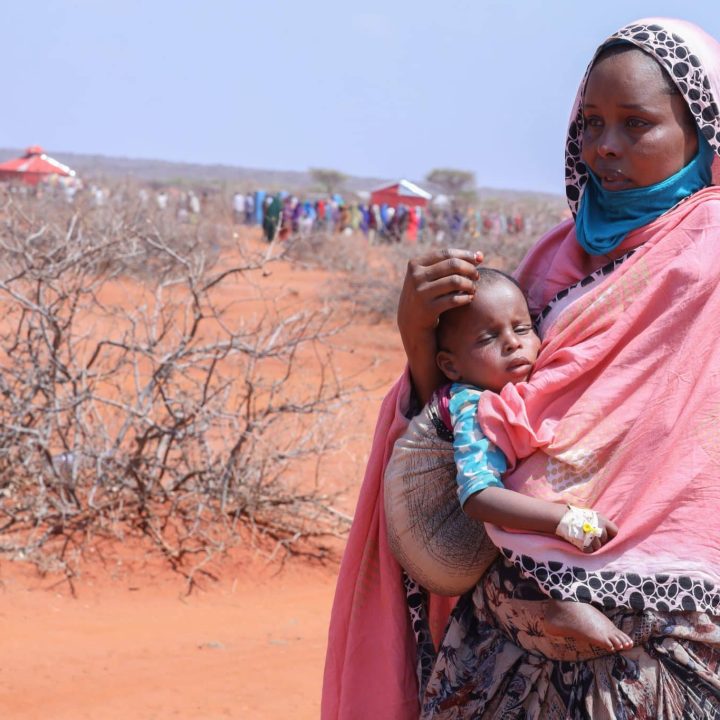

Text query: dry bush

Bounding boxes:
[284,231,417,323]
[469,197,567,271]
[0,191,352,588]
[283,195,566,322]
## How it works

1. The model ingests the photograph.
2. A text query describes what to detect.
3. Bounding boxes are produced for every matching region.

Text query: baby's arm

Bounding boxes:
[450,384,618,551]
[463,486,567,532]
[465,489,618,552]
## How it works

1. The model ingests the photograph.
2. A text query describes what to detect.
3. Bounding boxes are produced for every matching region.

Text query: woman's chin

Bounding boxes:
[600,178,634,191]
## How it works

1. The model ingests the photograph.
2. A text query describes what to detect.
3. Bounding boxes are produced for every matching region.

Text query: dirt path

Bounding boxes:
[0,561,337,719]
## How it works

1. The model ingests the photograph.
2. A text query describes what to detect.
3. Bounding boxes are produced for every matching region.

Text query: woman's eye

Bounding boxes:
[627,118,649,129]
[584,116,602,128]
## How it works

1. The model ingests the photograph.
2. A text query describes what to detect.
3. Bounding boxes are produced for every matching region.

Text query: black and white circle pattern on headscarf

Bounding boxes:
[565,21,720,217]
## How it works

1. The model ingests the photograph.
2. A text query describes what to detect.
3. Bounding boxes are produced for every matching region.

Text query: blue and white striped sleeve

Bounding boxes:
[448,383,507,508]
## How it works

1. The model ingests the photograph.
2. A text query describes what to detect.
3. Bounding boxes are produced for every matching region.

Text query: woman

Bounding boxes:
[262,193,282,243]
[400,20,720,718]
[323,17,720,719]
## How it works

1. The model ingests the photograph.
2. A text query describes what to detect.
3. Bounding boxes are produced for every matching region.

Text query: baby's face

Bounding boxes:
[438,282,541,393]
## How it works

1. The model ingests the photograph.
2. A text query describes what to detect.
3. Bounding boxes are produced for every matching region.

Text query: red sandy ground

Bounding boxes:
[0,232,406,719]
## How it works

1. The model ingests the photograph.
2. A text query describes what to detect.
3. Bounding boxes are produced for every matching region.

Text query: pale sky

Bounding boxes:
[3,1,719,193]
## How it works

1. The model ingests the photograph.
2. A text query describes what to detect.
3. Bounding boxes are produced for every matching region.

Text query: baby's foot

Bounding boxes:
[543,599,633,652]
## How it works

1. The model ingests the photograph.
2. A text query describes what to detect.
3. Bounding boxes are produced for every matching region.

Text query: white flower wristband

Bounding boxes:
[555,505,603,550]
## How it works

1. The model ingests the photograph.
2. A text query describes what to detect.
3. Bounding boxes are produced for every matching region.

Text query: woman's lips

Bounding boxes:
[598,169,633,190]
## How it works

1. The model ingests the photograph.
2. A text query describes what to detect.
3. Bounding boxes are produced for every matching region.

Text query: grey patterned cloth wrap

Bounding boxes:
[383,393,498,596]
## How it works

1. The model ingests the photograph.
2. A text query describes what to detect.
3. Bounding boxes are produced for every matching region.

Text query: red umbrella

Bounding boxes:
[0,146,76,185]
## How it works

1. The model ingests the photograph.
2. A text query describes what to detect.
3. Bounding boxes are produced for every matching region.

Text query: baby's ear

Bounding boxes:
[436,351,461,381]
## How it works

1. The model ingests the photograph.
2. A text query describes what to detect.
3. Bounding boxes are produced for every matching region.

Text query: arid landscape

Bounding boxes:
[0,181,558,718]
[0,204,410,719]
[6,5,720,718]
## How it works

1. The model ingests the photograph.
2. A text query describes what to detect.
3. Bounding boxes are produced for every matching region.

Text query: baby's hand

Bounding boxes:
[585,513,618,553]
[555,506,618,553]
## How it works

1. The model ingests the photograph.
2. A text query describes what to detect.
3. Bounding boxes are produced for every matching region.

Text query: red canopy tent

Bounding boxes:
[370,178,432,209]
[0,146,77,185]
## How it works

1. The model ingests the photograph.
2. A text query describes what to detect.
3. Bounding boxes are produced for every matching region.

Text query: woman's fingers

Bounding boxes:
[406,251,482,293]
[398,249,483,334]
[419,260,480,286]
[417,273,478,300]
[411,251,483,285]
[428,288,477,315]
[410,247,483,272]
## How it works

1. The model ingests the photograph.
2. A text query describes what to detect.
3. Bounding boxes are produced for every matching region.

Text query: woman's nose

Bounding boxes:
[596,127,621,158]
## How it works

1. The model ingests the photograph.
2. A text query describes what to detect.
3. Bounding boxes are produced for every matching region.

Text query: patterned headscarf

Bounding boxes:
[565,18,720,216]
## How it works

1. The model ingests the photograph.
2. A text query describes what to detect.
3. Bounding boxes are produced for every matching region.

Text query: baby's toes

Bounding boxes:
[610,632,633,650]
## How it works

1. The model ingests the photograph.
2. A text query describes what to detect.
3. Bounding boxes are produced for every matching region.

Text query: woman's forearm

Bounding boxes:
[464,486,566,534]
[400,327,445,406]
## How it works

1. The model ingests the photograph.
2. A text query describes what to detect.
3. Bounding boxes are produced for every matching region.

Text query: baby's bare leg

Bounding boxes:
[544,600,633,652]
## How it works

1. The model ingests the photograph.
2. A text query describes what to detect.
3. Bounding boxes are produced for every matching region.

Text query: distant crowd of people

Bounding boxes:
[233,190,549,245]
[5,179,211,223]
[2,179,564,246]
[246,192,426,244]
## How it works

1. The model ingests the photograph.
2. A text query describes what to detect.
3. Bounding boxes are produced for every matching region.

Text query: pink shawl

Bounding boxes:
[321,371,455,720]
[481,186,720,610]
[323,17,720,719]
[478,19,720,606]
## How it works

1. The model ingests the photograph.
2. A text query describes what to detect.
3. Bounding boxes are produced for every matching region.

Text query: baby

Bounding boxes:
[436,267,632,652]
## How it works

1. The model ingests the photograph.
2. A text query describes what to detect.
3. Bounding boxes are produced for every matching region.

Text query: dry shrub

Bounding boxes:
[0,191,352,588]
[285,231,417,322]
[280,195,566,322]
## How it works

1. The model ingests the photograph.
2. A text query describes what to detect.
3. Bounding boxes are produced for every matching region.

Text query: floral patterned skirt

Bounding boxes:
[418,559,720,719]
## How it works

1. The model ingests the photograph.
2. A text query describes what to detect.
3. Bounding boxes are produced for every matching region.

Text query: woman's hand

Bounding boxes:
[397,249,483,404]
[397,248,484,335]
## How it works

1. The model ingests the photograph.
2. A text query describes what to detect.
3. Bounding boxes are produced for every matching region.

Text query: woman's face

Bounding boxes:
[581,49,698,191]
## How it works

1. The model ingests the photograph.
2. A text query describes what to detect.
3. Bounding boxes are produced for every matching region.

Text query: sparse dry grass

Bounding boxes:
[0,189,353,589]
[0,181,565,587]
